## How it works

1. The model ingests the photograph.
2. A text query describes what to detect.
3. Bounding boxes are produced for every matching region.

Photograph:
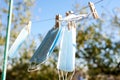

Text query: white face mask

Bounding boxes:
[57,26,76,72]
[30,27,62,64]
[8,22,31,58]
[28,27,63,72]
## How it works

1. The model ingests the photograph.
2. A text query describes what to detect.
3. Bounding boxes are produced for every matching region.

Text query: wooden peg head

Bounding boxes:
[55,14,62,28]
[89,2,99,19]
[66,11,69,16]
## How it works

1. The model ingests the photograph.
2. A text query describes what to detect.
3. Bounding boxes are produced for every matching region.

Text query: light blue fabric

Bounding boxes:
[30,27,62,64]
[48,27,63,56]
[8,26,30,58]
[57,26,76,72]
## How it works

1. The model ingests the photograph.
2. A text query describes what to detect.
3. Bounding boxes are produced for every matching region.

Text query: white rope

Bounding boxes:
[59,14,89,22]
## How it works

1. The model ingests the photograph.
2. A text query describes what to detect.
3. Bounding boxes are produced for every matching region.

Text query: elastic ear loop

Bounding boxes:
[70,70,75,80]
[28,59,40,72]
[58,70,65,80]
[58,69,61,80]
[27,64,40,72]
[65,72,68,80]
[61,71,64,80]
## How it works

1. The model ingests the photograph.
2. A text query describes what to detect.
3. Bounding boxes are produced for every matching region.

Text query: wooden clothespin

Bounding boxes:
[55,14,62,28]
[66,11,76,29]
[69,11,76,28]
[88,2,99,19]
[66,11,71,30]
[66,11,70,16]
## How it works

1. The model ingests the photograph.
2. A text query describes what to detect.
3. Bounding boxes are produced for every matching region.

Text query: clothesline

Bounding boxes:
[30,0,103,23]
[31,13,93,24]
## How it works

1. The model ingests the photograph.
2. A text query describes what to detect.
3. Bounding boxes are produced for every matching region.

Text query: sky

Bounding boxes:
[31,0,120,36]
[0,0,120,36]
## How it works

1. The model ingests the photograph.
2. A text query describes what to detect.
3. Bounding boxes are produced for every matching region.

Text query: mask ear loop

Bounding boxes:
[58,69,61,80]
[27,63,40,72]
[27,59,40,72]
[61,71,65,80]
[70,70,75,80]
[65,72,68,80]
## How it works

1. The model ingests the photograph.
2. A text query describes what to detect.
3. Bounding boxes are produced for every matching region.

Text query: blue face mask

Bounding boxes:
[30,27,63,64]
[57,26,76,72]
[8,23,31,58]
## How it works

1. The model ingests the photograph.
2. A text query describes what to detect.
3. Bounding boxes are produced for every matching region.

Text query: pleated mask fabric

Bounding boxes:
[48,27,63,56]
[57,26,76,72]
[30,27,63,64]
[8,23,31,58]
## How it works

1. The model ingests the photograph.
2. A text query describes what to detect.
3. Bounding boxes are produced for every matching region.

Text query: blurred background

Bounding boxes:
[0,0,120,80]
